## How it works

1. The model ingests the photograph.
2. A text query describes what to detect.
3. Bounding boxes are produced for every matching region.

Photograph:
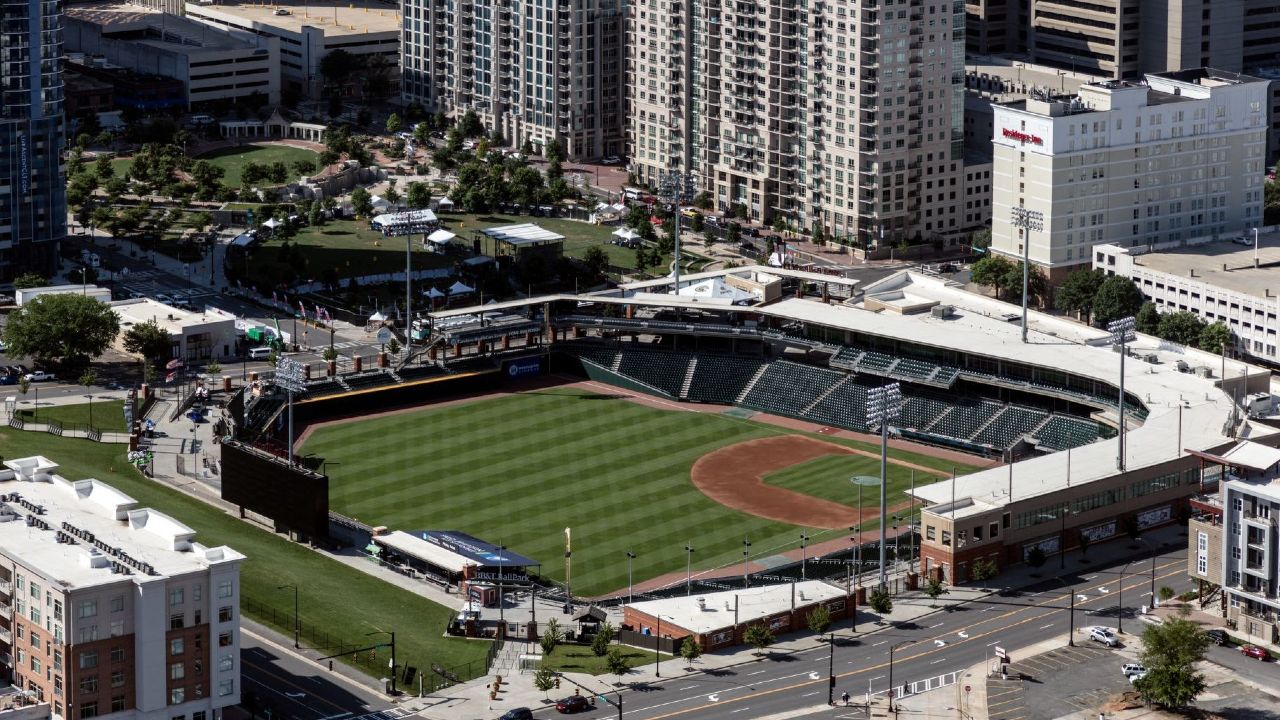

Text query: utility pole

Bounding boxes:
[867,384,901,590]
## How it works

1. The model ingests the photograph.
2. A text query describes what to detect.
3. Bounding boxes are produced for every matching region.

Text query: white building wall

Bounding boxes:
[207,562,241,710]
[132,579,167,713]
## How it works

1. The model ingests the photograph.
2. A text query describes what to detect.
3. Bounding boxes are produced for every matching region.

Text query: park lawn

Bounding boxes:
[300,387,979,596]
[25,400,129,433]
[539,645,670,676]
[0,430,491,680]
[195,144,320,188]
[245,219,455,290]
[435,212,662,271]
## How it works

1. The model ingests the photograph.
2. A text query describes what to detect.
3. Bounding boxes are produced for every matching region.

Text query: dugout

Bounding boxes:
[372,529,538,590]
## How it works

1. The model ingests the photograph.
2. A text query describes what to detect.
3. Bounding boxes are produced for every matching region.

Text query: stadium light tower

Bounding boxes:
[658,171,696,297]
[1108,316,1136,471]
[1010,206,1044,343]
[866,382,902,590]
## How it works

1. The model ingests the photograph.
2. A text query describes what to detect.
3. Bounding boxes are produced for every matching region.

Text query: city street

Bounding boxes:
[529,539,1195,720]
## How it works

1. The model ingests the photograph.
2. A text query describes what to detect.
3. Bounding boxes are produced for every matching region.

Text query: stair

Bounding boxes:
[922,406,954,433]
[609,352,623,373]
[970,405,1007,442]
[735,364,771,405]
[335,375,352,391]
[679,357,698,399]
[802,374,851,415]
[389,371,404,384]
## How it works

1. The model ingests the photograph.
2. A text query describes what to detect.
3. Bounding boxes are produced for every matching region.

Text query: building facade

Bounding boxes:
[65,4,281,109]
[628,0,967,246]
[989,69,1269,284]
[0,456,244,719]
[0,0,66,281]
[400,0,625,160]
[1212,444,1280,647]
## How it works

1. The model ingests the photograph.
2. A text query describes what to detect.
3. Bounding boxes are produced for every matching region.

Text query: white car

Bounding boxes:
[601,155,622,165]
[1089,627,1119,647]
[1121,663,1146,678]
[24,371,55,382]
[1129,671,1148,685]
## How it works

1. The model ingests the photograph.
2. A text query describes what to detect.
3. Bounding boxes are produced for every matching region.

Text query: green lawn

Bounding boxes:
[762,455,952,531]
[436,212,665,271]
[23,400,129,433]
[195,144,319,188]
[0,430,491,680]
[301,388,980,596]
[540,645,670,675]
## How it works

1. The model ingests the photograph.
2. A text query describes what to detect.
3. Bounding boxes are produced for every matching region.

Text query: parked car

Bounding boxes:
[0,375,15,386]
[1206,629,1228,646]
[555,695,591,713]
[1121,663,1146,678]
[24,370,55,382]
[497,709,533,720]
[1128,671,1148,685]
[1089,627,1119,647]
[1241,644,1269,660]
[601,155,622,165]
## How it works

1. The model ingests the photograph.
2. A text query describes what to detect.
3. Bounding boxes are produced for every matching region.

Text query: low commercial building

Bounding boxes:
[16,285,113,306]
[110,299,239,362]
[1092,239,1280,365]
[65,3,280,109]
[0,455,244,718]
[184,0,398,101]
[622,581,852,652]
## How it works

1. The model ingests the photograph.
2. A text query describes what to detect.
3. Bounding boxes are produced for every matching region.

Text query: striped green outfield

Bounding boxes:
[302,387,979,596]
[761,455,957,532]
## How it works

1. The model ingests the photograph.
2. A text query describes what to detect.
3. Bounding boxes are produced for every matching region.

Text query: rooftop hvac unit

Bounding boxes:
[930,304,954,319]
[1144,354,1159,364]
[1195,366,1213,378]
[697,597,706,610]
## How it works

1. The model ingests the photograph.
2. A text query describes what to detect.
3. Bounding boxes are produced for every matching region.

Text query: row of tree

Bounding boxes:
[1054,269,1233,350]
[0,294,179,372]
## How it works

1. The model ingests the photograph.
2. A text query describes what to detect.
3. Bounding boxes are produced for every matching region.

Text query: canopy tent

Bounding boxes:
[426,229,457,244]
[261,218,282,229]
[426,287,446,299]
[612,227,640,241]
[435,197,456,210]
[448,281,475,295]
[677,277,757,305]
[369,195,392,211]
[368,311,387,322]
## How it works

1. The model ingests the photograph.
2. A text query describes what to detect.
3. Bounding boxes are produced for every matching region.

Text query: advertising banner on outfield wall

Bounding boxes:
[503,356,546,379]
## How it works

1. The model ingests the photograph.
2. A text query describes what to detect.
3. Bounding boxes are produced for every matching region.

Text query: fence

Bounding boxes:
[889,669,962,703]
[240,595,500,691]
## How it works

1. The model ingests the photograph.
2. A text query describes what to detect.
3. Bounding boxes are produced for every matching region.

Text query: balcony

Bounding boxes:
[0,628,10,645]
[0,581,9,597]
[0,606,9,621]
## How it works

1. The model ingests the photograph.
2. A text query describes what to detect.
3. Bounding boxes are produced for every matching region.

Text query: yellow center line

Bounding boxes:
[641,564,1186,720]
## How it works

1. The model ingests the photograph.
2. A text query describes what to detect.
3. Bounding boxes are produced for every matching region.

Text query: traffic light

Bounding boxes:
[554,676,561,689]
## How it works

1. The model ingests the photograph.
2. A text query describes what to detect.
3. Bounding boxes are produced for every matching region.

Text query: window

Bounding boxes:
[80,651,98,669]
[80,702,98,719]
[217,581,233,599]
[218,680,234,697]
[80,676,98,693]
[194,712,207,720]
[111,670,125,688]
[78,600,97,618]
[54,649,62,671]
[30,582,40,599]
[218,606,233,623]
[110,621,124,638]
[219,655,234,672]
[170,588,184,607]
[990,523,999,538]
[170,614,185,630]
[111,697,125,713]
[170,688,185,705]
[110,647,124,663]
[30,657,40,674]
[926,525,936,540]
[170,638,185,656]
[29,632,40,650]
[941,530,952,546]
[170,662,185,680]
[110,596,124,613]
[218,632,232,648]
[193,585,202,602]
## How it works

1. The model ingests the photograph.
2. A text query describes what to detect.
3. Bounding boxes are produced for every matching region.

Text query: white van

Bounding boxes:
[623,186,644,201]
[248,347,273,360]
[1246,392,1273,417]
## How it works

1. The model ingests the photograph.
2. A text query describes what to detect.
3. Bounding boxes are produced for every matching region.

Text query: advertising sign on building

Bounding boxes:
[1137,505,1172,529]
[1080,521,1117,543]
[1022,536,1059,560]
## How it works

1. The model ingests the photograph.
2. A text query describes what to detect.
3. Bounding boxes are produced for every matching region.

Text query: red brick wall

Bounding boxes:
[66,634,137,716]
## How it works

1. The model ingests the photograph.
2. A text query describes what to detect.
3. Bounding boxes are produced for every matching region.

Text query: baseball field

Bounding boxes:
[300,386,980,596]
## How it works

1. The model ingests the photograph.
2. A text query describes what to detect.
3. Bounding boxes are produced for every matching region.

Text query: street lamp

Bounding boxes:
[742,537,752,587]
[277,584,299,648]
[1137,537,1157,608]
[888,639,917,712]
[867,383,901,590]
[654,614,665,677]
[684,543,695,596]
[1010,206,1044,343]
[1108,316,1136,472]
[1115,557,1141,635]
[366,630,397,695]
[497,544,506,627]
[800,532,809,580]
[626,551,636,605]
[1052,577,1078,647]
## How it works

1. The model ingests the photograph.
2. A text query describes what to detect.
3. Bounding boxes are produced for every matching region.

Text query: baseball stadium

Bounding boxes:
[225,265,1273,603]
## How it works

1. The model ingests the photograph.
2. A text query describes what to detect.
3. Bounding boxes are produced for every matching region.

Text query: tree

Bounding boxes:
[805,605,831,635]
[1078,533,1091,560]
[458,110,485,138]
[1134,617,1209,708]
[1025,547,1047,572]
[533,666,556,699]
[1055,269,1105,323]
[407,181,432,209]
[1199,322,1233,354]
[318,48,360,93]
[680,636,702,668]
[970,255,1013,297]
[386,337,401,355]
[969,228,992,252]
[1157,311,1206,347]
[1092,276,1144,327]
[122,320,171,367]
[1136,301,1161,335]
[541,619,563,656]
[13,272,47,290]
[604,647,630,683]
[924,577,950,606]
[94,155,115,181]
[385,113,403,135]
[510,166,546,207]
[351,187,373,218]
[968,558,998,589]
[3,294,120,367]
[1159,586,1176,603]
[743,624,775,656]
[384,185,401,209]
[582,246,609,281]
[591,622,615,657]
[204,361,222,376]
[868,588,893,615]
[189,212,214,233]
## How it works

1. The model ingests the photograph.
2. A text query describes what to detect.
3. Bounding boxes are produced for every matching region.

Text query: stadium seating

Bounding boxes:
[685,355,766,404]
[927,400,1003,440]
[899,393,953,431]
[893,358,937,381]
[855,351,896,374]
[616,349,690,397]
[1032,415,1103,451]
[741,360,845,417]
[397,365,448,381]
[572,345,621,371]
[244,395,285,433]
[804,380,870,431]
[973,406,1049,450]
[343,372,397,391]
[833,347,864,365]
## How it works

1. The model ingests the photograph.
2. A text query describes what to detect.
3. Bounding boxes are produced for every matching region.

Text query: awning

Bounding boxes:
[612,227,640,240]
[368,311,387,321]
[427,229,457,244]
[1221,441,1280,472]
[427,287,446,299]
[261,218,282,229]
[448,281,475,294]
[374,531,478,574]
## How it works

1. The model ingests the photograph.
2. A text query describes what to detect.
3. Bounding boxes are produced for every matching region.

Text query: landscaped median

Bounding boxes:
[0,430,492,687]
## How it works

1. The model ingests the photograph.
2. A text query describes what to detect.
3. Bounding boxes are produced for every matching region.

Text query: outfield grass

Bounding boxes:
[762,455,952,531]
[24,400,129,433]
[301,388,980,596]
[540,645,670,675]
[195,144,319,188]
[0,430,491,678]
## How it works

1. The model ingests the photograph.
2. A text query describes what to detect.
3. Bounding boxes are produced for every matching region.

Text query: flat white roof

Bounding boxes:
[374,530,475,574]
[185,0,399,37]
[1110,235,1280,300]
[1221,441,1280,472]
[481,223,566,247]
[111,298,236,334]
[0,457,243,589]
[627,581,846,635]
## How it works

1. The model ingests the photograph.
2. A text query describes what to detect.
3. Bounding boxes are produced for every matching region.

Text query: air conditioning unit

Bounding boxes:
[930,304,954,319]
[1195,366,1213,378]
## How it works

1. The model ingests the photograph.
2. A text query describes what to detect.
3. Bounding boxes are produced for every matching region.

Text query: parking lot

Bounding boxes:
[989,643,1134,720]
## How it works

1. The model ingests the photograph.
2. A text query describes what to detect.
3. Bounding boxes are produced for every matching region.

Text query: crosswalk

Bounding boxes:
[321,707,416,720]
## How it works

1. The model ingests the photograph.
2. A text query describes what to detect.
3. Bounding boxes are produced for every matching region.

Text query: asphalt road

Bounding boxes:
[532,543,1196,720]
[240,628,398,720]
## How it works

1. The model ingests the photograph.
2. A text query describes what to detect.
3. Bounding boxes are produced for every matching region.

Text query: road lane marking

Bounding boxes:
[872,641,887,647]
[1039,623,1055,630]
[748,670,767,676]
[678,686,698,691]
